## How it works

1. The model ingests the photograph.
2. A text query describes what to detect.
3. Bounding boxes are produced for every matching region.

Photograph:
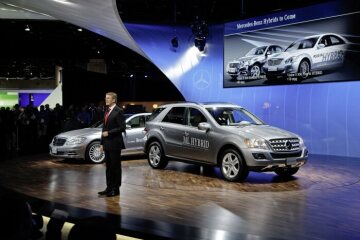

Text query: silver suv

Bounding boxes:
[226,45,283,80]
[145,103,308,182]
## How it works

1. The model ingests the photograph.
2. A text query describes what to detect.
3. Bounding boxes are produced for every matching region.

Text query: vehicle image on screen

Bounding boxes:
[145,102,308,182]
[49,113,151,163]
[226,45,284,80]
[263,33,348,81]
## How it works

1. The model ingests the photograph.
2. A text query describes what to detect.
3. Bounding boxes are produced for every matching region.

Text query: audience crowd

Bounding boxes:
[0,103,105,160]
[0,195,116,240]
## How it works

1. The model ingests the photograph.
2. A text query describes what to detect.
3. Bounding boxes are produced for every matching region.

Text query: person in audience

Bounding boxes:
[67,216,116,240]
[0,196,33,240]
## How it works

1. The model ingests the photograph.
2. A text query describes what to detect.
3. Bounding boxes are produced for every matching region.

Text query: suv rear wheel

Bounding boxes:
[220,149,249,182]
[147,141,168,169]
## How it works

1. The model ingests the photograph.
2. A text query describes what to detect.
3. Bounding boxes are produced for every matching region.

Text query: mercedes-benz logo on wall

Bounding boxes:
[285,140,292,150]
[193,70,210,89]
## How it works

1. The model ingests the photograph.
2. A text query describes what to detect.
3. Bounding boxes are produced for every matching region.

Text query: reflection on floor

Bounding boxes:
[0,154,359,239]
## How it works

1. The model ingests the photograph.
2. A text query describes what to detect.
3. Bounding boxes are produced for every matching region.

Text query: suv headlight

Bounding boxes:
[244,138,269,150]
[299,137,305,148]
[285,56,298,64]
[65,137,87,145]
[246,60,252,66]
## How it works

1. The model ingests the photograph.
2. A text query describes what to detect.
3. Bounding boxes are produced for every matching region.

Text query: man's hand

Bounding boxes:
[100,145,104,152]
[102,131,109,137]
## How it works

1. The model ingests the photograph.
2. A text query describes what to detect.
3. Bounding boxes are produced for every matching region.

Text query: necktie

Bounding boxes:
[104,108,111,125]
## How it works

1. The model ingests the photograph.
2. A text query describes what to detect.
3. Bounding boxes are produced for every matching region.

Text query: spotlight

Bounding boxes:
[25,25,30,31]
[77,28,83,32]
[195,36,206,52]
[171,37,178,48]
[191,17,208,52]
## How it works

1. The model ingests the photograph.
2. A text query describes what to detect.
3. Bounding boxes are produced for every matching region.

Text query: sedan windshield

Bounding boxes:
[206,107,264,126]
[285,37,318,51]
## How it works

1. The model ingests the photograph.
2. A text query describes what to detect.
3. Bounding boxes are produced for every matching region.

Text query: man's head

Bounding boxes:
[105,92,117,107]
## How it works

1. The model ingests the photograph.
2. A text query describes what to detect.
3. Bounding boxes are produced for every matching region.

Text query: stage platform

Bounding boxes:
[0,154,359,239]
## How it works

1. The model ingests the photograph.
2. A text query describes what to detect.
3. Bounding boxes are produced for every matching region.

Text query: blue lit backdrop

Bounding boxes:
[125,23,360,158]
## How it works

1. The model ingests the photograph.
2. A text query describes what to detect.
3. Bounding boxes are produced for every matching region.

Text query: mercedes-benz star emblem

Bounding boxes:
[193,70,210,89]
[285,141,292,150]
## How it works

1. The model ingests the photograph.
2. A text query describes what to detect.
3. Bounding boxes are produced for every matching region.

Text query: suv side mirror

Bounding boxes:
[198,122,211,132]
[126,124,131,130]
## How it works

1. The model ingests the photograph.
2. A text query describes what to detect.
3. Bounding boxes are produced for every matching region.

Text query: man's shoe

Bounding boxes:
[98,189,108,195]
[106,190,119,197]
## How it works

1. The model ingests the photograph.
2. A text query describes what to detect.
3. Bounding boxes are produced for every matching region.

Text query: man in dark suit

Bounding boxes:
[98,92,126,197]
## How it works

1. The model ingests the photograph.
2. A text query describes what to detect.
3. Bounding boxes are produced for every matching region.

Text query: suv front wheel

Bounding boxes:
[220,149,249,182]
[147,141,168,169]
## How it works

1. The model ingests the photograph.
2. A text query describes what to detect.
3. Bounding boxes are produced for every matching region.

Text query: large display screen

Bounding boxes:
[0,92,18,108]
[223,1,360,87]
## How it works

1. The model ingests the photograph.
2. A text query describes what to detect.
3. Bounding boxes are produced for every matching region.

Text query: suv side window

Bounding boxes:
[162,107,186,125]
[187,108,207,127]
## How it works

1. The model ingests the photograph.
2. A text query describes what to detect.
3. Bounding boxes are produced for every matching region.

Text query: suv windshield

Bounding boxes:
[206,107,264,126]
[246,46,267,56]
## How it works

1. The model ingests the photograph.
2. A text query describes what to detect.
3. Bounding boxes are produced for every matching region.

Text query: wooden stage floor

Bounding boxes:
[0,154,359,239]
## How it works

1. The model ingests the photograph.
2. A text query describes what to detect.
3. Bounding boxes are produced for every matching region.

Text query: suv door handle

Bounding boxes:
[160,127,165,131]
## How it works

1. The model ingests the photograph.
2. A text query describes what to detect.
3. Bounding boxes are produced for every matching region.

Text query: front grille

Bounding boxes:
[53,137,66,146]
[269,138,300,152]
[271,151,302,159]
[268,59,282,66]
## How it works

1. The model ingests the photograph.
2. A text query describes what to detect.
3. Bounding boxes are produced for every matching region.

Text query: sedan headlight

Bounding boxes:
[244,138,269,150]
[65,137,87,145]
[285,56,298,64]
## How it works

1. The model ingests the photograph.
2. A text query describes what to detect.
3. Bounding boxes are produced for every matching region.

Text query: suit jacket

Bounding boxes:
[100,105,126,150]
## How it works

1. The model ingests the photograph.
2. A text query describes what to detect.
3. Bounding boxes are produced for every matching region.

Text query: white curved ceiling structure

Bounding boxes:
[0,0,147,58]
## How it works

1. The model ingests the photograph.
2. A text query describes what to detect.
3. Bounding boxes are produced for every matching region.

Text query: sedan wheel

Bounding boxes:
[86,142,105,164]
[298,60,310,79]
